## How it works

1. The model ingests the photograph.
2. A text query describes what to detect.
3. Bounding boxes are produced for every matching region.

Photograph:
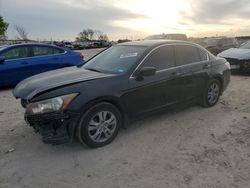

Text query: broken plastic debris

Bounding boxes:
[5,148,15,154]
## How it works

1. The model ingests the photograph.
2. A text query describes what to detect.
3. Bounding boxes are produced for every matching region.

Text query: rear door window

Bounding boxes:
[142,45,175,70]
[175,45,201,66]
[0,46,30,60]
[32,46,64,56]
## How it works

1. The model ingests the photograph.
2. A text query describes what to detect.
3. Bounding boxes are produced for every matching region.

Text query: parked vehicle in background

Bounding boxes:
[117,39,132,43]
[218,40,250,72]
[165,34,188,41]
[72,43,85,50]
[64,42,74,50]
[85,41,111,49]
[0,43,85,87]
[145,33,188,41]
[13,40,230,148]
[52,41,65,47]
[203,37,238,55]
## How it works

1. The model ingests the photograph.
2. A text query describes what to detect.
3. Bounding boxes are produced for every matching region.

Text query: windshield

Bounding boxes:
[83,45,147,74]
[239,41,250,49]
[204,39,220,46]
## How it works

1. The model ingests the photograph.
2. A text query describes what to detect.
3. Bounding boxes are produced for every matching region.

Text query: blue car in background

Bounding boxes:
[0,43,85,87]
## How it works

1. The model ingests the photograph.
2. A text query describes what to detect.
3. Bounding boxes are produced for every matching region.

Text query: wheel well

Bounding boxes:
[71,97,127,140]
[80,97,126,126]
[213,76,223,94]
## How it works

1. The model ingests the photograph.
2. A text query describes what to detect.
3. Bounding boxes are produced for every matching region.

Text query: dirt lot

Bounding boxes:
[0,49,250,188]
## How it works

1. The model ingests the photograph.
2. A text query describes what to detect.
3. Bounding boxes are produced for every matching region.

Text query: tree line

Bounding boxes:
[76,29,109,42]
[0,15,9,40]
[1,15,29,41]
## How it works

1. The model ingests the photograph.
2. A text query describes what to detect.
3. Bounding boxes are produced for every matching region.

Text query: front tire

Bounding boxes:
[201,79,221,107]
[77,102,122,148]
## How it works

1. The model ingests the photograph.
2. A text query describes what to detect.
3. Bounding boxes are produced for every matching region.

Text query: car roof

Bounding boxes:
[0,43,65,50]
[118,40,198,48]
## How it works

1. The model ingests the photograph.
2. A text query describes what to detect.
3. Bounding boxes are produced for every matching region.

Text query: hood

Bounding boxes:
[13,67,113,100]
[218,48,250,60]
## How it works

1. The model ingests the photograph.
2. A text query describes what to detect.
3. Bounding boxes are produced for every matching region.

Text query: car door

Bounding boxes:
[123,45,182,116]
[0,46,31,86]
[25,45,64,75]
[174,45,211,100]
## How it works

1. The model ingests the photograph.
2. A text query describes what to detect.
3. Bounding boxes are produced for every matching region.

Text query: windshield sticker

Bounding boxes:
[120,52,138,59]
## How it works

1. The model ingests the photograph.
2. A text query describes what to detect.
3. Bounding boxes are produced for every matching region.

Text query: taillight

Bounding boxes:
[80,53,84,60]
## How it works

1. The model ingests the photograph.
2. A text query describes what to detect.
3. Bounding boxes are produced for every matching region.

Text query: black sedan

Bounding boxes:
[13,40,231,148]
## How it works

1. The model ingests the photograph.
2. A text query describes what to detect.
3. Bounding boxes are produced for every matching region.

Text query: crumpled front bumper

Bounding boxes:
[25,111,80,145]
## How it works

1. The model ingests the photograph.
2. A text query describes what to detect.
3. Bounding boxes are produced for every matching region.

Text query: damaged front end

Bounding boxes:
[25,111,79,145]
[23,93,80,145]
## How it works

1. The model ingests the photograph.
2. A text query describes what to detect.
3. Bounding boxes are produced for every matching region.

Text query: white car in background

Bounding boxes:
[218,41,250,73]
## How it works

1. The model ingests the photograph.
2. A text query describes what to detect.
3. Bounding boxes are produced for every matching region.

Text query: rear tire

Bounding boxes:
[77,102,122,148]
[200,79,221,107]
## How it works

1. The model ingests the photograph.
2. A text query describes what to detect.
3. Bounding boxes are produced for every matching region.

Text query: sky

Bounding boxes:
[1,0,250,41]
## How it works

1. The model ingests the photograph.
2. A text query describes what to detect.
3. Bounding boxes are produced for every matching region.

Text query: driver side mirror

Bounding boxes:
[139,66,157,77]
[135,66,156,81]
[0,56,5,64]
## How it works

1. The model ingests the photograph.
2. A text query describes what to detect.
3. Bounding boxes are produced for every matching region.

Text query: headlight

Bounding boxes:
[26,93,78,115]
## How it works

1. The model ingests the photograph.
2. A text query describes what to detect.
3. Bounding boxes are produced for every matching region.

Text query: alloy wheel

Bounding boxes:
[207,83,220,105]
[87,111,117,143]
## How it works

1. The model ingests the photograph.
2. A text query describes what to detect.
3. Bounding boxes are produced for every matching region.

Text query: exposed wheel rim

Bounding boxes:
[87,111,117,143]
[207,83,220,105]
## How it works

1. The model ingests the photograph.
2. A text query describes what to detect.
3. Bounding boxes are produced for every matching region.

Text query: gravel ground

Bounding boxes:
[0,49,250,188]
